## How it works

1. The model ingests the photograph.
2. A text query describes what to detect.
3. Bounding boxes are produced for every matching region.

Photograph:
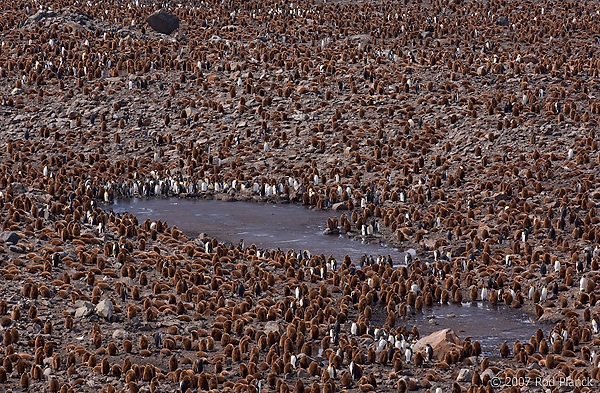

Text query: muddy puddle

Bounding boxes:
[110,197,408,265]
[109,197,546,356]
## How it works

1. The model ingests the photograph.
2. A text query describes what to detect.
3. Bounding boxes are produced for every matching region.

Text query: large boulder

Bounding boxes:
[96,299,114,321]
[495,16,510,27]
[0,231,20,245]
[146,9,179,35]
[74,301,95,318]
[412,329,463,361]
[457,368,474,382]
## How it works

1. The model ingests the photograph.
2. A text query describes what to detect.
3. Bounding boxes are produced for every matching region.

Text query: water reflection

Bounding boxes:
[109,197,545,355]
[414,302,539,356]
[110,197,408,265]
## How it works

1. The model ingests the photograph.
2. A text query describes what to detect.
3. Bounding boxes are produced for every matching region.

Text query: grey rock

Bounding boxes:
[75,301,95,318]
[292,112,308,122]
[538,311,563,324]
[96,299,114,320]
[496,16,510,26]
[0,231,20,245]
[8,245,24,253]
[11,182,27,195]
[481,368,496,380]
[31,10,51,23]
[457,368,474,382]
[146,9,179,35]
[58,249,78,261]
[332,202,348,211]
[529,362,541,370]
[112,329,131,340]
[322,227,339,235]
[185,107,198,118]
[264,321,282,333]
[222,115,236,125]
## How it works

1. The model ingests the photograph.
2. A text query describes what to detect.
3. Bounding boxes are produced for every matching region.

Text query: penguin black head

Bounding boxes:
[152,332,162,348]
[194,358,204,374]
[254,282,261,296]
[549,227,556,240]
[179,378,190,393]
[540,261,547,277]
[576,260,584,274]
[52,253,61,267]
[367,325,375,336]
[425,343,433,361]
[388,346,395,362]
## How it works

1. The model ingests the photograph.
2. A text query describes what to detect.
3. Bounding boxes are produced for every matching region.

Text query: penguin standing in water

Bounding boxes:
[481,286,489,302]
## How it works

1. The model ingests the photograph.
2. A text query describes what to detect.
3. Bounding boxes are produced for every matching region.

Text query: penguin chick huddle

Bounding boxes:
[0,0,600,392]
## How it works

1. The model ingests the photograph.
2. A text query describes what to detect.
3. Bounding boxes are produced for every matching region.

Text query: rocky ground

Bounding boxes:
[0,0,600,392]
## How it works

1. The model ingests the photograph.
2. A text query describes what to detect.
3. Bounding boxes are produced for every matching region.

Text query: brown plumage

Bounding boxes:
[413,351,423,366]
[49,377,59,392]
[139,334,148,350]
[20,372,29,388]
[340,371,353,387]
[470,286,477,301]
